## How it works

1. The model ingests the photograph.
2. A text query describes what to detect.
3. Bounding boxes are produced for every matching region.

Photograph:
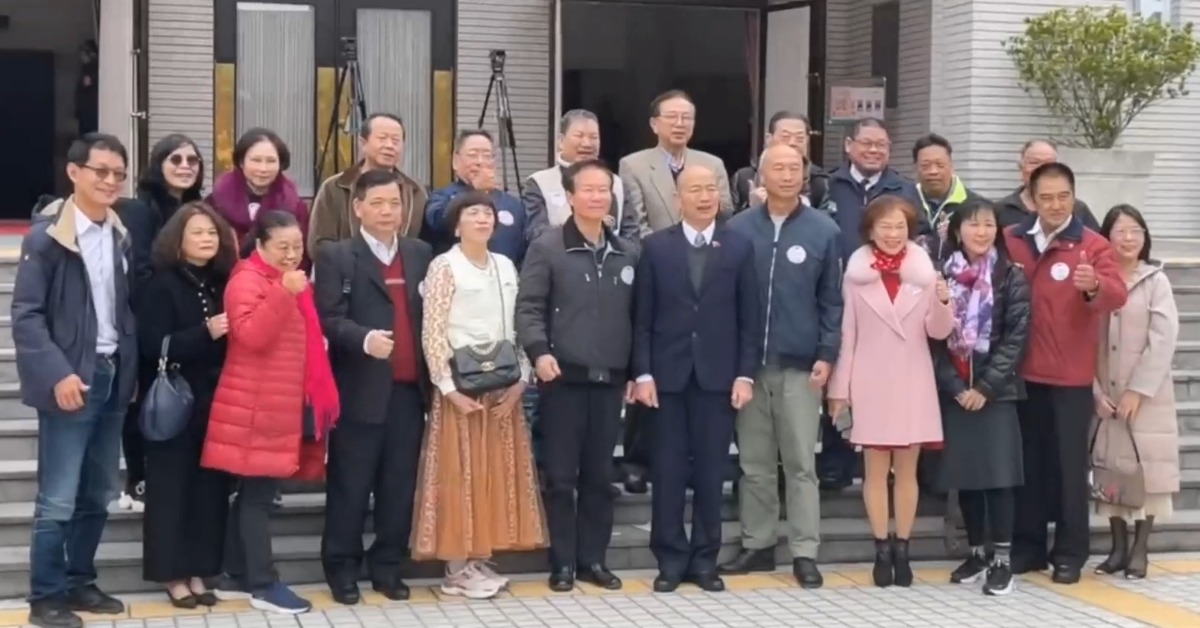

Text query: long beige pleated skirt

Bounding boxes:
[410,390,547,562]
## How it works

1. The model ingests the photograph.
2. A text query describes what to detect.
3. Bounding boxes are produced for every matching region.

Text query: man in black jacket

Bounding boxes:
[313,169,432,605]
[516,159,638,593]
[731,111,829,212]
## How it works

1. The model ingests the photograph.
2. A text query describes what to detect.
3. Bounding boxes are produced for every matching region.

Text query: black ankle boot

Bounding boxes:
[1125,517,1153,579]
[872,537,894,587]
[1095,517,1130,575]
[892,537,913,587]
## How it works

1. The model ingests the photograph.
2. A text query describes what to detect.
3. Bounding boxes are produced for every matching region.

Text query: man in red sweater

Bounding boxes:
[312,169,433,604]
[1002,162,1127,584]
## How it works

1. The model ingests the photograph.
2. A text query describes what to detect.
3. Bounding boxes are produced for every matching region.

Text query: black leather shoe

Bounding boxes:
[623,475,649,494]
[653,573,680,592]
[718,548,775,574]
[792,558,824,589]
[372,579,410,601]
[1051,563,1082,584]
[872,537,894,588]
[549,567,575,592]
[577,564,621,590]
[193,591,219,607]
[65,585,124,614]
[28,598,82,628]
[687,572,725,592]
[892,537,914,588]
[329,580,360,605]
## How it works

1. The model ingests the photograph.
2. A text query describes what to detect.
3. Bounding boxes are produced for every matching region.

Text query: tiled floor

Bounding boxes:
[6,559,1200,628]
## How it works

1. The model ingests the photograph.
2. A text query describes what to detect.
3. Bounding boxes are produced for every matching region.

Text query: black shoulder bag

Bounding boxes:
[448,255,522,396]
[139,336,195,441]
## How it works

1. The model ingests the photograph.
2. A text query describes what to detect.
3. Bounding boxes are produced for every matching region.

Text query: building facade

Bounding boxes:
[125,0,1200,235]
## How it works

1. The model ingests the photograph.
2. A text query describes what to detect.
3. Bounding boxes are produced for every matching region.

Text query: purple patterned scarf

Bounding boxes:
[944,249,996,361]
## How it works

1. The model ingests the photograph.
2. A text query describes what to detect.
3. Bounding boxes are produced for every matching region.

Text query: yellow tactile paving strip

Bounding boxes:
[1,561,1199,627]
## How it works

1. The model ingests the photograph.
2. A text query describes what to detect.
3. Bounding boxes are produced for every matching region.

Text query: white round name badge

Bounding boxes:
[786,245,807,265]
[1050,262,1070,281]
[497,209,515,226]
[620,266,635,285]
[417,280,426,297]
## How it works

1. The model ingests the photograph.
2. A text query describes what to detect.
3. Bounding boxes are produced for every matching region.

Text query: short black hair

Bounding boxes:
[361,113,405,140]
[912,133,953,162]
[848,117,887,141]
[240,209,300,258]
[67,133,128,167]
[649,89,693,117]
[444,189,496,231]
[944,198,1009,260]
[561,159,613,194]
[353,168,401,201]
[1029,162,1075,195]
[233,128,291,171]
[767,111,810,134]
[1101,203,1153,262]
[140,134,204,202]
[454,129,494,152]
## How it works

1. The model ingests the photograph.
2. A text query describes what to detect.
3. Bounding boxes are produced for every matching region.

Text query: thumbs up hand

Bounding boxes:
[1073,249,1099,293]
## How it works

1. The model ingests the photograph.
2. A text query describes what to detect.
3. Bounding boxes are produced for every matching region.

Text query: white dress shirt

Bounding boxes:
[1027,217,1069,253]
[75,206,119,355]
[850,165,882,190]
[361,228,400,355]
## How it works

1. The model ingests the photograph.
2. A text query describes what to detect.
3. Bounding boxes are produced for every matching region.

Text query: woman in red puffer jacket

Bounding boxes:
[201,210,339,615]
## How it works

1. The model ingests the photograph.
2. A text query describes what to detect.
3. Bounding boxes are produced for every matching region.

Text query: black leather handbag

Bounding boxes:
[449,255,522,396]
[139,337,195,442]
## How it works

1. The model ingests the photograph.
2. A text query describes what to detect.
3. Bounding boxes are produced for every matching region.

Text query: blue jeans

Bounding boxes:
[30,356,126,600]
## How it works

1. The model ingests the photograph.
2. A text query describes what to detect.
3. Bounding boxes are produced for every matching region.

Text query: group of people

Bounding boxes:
[9,87,1183,628]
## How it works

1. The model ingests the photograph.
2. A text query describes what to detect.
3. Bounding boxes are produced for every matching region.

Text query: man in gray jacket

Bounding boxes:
[719,144,843,588]
[516,159,638,594]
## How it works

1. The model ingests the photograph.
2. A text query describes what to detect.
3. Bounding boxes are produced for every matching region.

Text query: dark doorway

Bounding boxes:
[0,51,57,218]
[560,1,756,171]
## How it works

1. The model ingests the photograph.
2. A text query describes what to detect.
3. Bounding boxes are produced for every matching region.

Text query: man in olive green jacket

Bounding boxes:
[308,113,429,258]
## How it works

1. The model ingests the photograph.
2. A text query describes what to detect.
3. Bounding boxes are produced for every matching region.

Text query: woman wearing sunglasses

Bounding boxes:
[115,134,206,514]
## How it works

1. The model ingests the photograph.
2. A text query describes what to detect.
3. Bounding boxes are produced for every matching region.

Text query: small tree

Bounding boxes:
[1005,6,1200,148]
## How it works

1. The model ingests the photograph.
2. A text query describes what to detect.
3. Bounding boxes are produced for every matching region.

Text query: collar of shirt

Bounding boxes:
[361,228,398,265]
[555,153,572,169]
[850,165,882,189]
[681,221,715,247]
[1026,217,1069,252]
[74,206,113,239]
[660,147,686,173]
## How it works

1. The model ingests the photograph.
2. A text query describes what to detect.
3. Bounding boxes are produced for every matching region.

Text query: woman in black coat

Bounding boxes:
[117,134,205,512]
[137,201,238,606]
[932,199,1031,597]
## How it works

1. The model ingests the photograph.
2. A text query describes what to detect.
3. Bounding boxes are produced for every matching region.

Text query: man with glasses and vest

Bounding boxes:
[524,109,642,243]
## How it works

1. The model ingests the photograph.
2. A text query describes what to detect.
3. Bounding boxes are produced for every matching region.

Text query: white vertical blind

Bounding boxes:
[235,3,316,195]
[357,8,433,187]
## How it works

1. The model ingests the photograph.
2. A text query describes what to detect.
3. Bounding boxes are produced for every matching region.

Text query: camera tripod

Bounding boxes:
[316,40,368,182]
[477,51,523,196]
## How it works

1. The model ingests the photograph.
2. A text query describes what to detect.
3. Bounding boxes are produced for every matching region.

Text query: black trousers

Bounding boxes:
[817,403,857,484]
[622,403,652,475]
[121,399,146,488]
[142,414,229,582]
[650,377,735,578]
[1013,382,1093,569]
[540,380,624,569]
[321,383,425,585]
[960,488,1014,547]
[223,476,278,592]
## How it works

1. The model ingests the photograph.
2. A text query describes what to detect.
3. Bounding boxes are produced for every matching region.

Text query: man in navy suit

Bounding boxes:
[632,164,762,593]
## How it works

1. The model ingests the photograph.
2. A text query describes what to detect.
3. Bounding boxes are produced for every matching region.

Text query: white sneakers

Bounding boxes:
[441,561,507,600]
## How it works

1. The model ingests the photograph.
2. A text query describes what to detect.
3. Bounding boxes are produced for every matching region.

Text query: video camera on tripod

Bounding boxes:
[478,49,522,195]
[315,36,368,182]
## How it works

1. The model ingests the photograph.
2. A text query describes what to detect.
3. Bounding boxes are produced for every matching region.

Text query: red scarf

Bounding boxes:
[870,245,907,273]
[246,251,340,439]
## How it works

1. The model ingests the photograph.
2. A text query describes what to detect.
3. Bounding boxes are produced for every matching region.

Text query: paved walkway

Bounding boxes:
[6,557,1200,627]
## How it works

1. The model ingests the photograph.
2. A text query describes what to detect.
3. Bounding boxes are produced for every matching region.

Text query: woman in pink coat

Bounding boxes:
[828,195,954,588]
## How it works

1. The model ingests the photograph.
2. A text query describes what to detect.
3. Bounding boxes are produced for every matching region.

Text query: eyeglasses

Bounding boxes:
[658,114,695,125]
[853,139,891,151]
[81,164,128,182]
[168,154,201,167]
